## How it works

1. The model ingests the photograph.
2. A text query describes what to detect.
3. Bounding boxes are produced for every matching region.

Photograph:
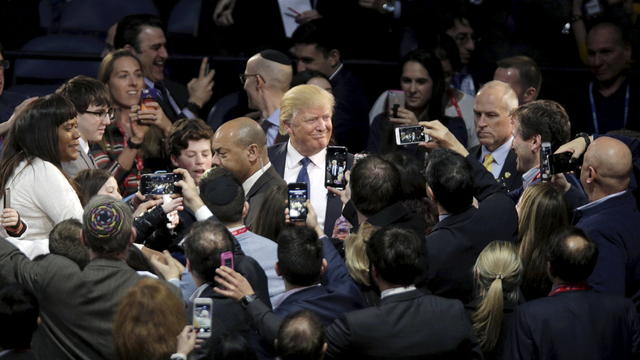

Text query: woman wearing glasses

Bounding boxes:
[0,94,84,258]
[94,49,172,196]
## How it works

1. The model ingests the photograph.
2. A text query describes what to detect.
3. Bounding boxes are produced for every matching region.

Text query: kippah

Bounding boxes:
[260,49,292,66]
[85,202,124,238]
[201,174,240,206]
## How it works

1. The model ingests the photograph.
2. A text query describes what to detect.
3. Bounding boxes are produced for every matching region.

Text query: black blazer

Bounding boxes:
[155,79,191,122]
[245,165,286,229]
[325,289,483,359]
[469,144,522,192]
[422,154,519,304]
[267,142,354,236]
[505,290,640,360]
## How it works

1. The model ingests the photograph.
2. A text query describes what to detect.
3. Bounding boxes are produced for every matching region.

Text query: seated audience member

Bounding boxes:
[506,227,640,359]
[212,117,286,229]
[0,283,39,359]
[268,84,352,236]
[469,241,523,360]
[493,56,541,105]
[291,19,370,152]
[517,183,570,300]
[443,13,477,96]
[291,70,333,93]
[0,196,159,359]
[213,226,364,345]
[368,49,467,154]
[469,80,522,192]
[324,226,482,359]
[56,75,113,177]
[94,49,171,196]
[113,277,188,360]
[0,94,83,258]
[198,167,284,299]
[48,218,89,269]
[0,42,28,125]
[276,310,327,360]
[419,121,518,304]
[250,184,288,241]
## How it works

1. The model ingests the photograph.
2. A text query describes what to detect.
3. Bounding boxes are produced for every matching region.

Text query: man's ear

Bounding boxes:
[170,154,179,168]
[242,201,250,220]
[524,87,537,103]
[186,258,193,272]
[327,49,340,68]
[585,166,597,184]
[247,144,259,162]
[426,185,436,202]
[530,134,542,152]
[320,258,328,275]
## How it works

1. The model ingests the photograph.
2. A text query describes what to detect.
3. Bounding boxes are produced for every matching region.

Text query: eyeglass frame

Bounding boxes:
[0,60,10,71]
[239,73,262,85]
[83,108,115,121]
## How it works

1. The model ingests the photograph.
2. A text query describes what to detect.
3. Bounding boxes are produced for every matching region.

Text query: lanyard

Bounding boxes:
[449,90,464,119]
[589,81,630,134]
[231,226,248,236]
[548,283,590,297]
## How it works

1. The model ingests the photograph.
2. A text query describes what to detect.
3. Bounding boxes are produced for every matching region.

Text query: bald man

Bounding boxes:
[468,80,523,191]
[574,136,640,301]
[242,49,293,146]
[212,117,286,228]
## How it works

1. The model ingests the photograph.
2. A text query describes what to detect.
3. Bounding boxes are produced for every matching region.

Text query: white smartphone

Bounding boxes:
[387,90,405,118]
[193,297,213,338]
[395,125,429,146]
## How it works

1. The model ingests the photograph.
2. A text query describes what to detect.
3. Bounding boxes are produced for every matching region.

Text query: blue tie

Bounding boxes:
[296,157,311,195]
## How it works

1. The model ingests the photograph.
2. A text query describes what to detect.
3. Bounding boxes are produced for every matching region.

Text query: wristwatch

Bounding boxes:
[240,293,258,306]
[575,132,591,148]
[127,138,142,149]
[186,101,201,115]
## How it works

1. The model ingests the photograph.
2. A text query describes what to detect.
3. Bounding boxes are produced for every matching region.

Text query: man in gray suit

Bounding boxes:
[57,75,113,176]
[212,117,285,228]
[0,196,148,359]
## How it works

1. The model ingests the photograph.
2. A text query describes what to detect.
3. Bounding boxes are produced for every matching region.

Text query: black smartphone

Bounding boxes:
[287,183,308,222]
[550,152,580,175]
[325,146,348,189]
[139,172,182,196]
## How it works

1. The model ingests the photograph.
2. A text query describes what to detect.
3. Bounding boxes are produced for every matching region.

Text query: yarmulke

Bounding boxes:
[86,203,124,238]
[260,49,292,66]
[201,174,240,206]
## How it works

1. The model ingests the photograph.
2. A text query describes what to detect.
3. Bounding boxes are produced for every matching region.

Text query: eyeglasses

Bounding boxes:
[0,60,9,70]
[84,108,115,121]
[239,73,261,85]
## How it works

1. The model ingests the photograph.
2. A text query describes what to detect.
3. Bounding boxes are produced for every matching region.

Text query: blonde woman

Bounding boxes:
[344,222,380,306]
[469,241,523,359]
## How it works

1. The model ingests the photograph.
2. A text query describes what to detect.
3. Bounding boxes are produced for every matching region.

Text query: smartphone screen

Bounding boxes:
[387,90,405,118]
[288,183,308,222]
[140,88,161,111]
[139,173,182,196]
[540,142,553,182]
[220,251,234,270]
[193,298,212,338]
[395,125,427,145]
[325,146,348,189]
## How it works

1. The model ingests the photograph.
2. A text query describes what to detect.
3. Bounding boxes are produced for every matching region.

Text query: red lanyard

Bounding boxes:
[231,226,248,236]
[449,91,464,119]
[548,283,590,297]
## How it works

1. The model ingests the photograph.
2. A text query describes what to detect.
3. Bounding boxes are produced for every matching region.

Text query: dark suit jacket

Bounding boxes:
[506,290,640,360]
[268,142,354,236]
[245,165,285,229]
[0,90,28,124]
[325,289,483,359]
[0,240,144,360]
[155,78,191,122]
[469,144,522,192]
[331,66,370,153]
[422,154,519,304]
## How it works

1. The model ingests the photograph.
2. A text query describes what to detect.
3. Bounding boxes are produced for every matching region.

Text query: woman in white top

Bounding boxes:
[0,94,84,256]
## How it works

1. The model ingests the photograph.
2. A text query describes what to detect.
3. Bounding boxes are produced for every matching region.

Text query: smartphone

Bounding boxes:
[139,172,182,196]
[325,146,348,189]
[220,251,234,270]
[395,125,428,146]
[583,0,603,17]
[140,88,161,111]
[387,90,405,118]
[4,188,10,209]
[193,297,213,338]
[540,142,553,182]
[287,183,308,222]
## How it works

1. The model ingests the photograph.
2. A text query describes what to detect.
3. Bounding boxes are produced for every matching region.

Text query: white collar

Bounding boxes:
[328,63,344,81]
[79,137,90,155]
[577,190,627,212]
[480,137,514,166]
[271,284,321,310]
[380,285,416,299]
[285,140,326,170]
[242,162,272,195]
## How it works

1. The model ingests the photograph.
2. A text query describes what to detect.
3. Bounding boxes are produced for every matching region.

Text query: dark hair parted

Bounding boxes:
[277,310,326,360]
[401,49,447,121]
[425,148,473,214]
[74,168,112,206]
[56,75,112,113]
[291,18,341,55]
[277,226,323,286]
[367,226,424,286]
[49,218,89,269]
[0,93,77,190]
[512,100,570,152]
[0,283,39,350]
[547,227,598,283]
[166,118,213,158]
[113,14,164,51]
[497,56,542,93]
[350,155,401,217]
[183,219,234,281]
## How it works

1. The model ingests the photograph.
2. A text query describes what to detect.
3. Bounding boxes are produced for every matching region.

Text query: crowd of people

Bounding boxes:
[0,3,640,360]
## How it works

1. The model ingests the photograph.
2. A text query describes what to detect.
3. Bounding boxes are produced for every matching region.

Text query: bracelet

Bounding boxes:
[186,102,201,115]
[575,132,591,148]
[127,138,142,149]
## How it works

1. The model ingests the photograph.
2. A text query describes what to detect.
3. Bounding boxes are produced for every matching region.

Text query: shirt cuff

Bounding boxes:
[195,205,213,221]
[181,108,197,120]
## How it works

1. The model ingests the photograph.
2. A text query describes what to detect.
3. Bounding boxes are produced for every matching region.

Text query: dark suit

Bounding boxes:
[506,290,640,360]
[152,79,192,122]
[331,66,370,153]
[422,154,519,304]
[469,144,522,192]
[245,165,285,229]
[268,142,354,236]
[0,239,144,360]
[0,90,28,124]
[325,289,483,359]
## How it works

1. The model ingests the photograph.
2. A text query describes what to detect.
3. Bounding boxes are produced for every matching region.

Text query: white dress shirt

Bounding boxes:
[480,136,514,179]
